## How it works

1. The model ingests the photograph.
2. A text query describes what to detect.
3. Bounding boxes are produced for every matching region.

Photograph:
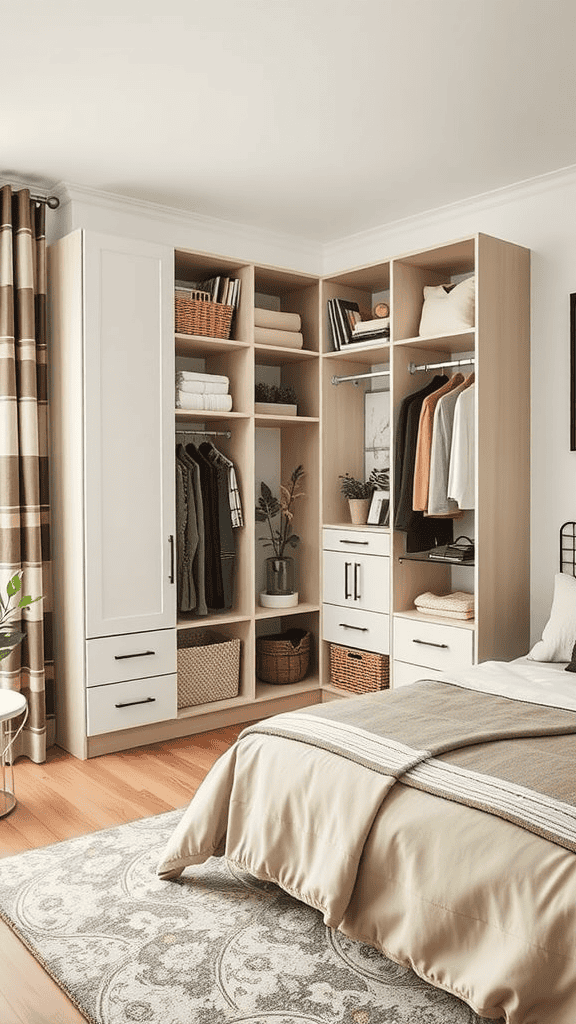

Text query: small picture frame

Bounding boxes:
[367,489,390,526]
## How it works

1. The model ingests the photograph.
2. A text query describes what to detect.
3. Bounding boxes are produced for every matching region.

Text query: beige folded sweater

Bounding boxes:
[414,590,475,619]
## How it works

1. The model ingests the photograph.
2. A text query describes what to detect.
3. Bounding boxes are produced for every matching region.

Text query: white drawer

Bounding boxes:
[86,674,177,736]
[86,629,176,687]
[323,528,390,557]
[393,615,474,673]
[323,550,390,613]
[323,603,390,655]
[393,660,446,688]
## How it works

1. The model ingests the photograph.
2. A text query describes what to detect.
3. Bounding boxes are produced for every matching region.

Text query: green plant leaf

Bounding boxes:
[260,481,273,502]
[6,573,22,597]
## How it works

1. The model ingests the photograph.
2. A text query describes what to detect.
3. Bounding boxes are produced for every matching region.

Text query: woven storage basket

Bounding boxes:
[256,628,311,685]
[177,629,240,708]
[175,293,234,338]
[329,643,389,694]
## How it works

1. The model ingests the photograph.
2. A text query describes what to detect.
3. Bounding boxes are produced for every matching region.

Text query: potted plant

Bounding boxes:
[255,465,305,607]
[339,473,374,525]
[254,382,298,416]
[0,572,42,662]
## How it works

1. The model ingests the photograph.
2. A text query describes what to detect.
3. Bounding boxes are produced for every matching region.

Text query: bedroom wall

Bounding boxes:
[49,167,576,648]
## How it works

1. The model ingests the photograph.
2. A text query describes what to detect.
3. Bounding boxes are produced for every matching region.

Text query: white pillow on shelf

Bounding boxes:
[418,275,475,337]
[528,572,576,662]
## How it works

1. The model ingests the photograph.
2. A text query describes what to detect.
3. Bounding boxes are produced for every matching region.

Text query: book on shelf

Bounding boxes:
[327,298,361,350]
[353,316,390,335]
[195,276,241,310]
[348,328,390,343]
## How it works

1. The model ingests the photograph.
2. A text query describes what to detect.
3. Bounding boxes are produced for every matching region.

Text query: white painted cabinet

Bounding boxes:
[83,232,176,638]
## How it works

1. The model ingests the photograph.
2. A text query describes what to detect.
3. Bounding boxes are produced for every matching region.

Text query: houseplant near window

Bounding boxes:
[0,572,42,663]
[339,473,374,525]
[256,465,305,606]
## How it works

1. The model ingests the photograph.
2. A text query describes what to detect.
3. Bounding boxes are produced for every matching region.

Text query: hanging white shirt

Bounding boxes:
[427,374,474,516]
[447,383,475,509]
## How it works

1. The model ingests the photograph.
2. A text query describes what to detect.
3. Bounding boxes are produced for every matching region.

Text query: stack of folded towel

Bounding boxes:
[254,307,304,349]
[176,370,233,411]
[414,591,475,620]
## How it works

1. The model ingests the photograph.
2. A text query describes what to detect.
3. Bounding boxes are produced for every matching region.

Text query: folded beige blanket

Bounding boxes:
[255,307,301,332]
[414,591,474,619]
[176,392,233,411]
[254,325,304,349]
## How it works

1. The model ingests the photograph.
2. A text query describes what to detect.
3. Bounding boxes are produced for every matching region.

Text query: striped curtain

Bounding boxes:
[0,186,53,764]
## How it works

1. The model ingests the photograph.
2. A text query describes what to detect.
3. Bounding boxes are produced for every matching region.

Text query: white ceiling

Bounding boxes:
[4,0,576,242]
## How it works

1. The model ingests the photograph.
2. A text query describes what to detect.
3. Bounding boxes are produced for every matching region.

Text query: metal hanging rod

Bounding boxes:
[176,429,232,438]
[331,368,391,386]
[409,356,475,375]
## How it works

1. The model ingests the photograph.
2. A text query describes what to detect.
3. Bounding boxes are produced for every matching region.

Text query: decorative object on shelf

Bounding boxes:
[329,643,389,694]
[0,572,42,664]
[339,473,374,525]
[177,629,241,708]
[256,465,305,607]
[428,535,475,563]
[256,628,311,684]
[418,275,475,337]
[174,275,240,338]
[373,302,390,318]
[254,382,298,416]
[367,490,390,527]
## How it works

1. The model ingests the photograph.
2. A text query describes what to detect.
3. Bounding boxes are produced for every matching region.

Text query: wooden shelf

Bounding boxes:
[254,674,321,703]
[177,612,252,629]
[254,413,319,427]
[323,343,390,365]
[175,333,250,356]
[175,409,250,422]
[254,344,318,364]
[393,329,475,352]
[394,609,475,631]
[256,603,320,620]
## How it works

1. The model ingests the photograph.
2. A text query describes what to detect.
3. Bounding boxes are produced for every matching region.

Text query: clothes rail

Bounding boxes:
[409,356,475,374]
[175,429,232,439]
[331,369,390,386]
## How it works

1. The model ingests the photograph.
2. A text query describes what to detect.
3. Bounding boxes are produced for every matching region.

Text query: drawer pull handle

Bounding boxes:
[347,652,363,660]
[114,650,156,660]
[169,535,175,584]
[339,539,369,546]
[412,638,449,649]
[354,563,361,601]
[114,697,156,708]
[338,623,369,632]
[344,562,352,600]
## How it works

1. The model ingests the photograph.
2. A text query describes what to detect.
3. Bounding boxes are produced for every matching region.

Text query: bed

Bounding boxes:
[157,538,576,1024]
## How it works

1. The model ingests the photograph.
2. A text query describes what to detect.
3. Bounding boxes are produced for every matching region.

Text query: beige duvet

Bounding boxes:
[157,674,576,1024]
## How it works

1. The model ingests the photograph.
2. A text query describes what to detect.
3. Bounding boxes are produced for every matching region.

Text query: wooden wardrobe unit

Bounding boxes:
[48,229,530,758]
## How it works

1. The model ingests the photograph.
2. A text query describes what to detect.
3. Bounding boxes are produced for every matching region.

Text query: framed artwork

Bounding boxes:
[565,288,569,448]
[364,388,390,479]
[571,293,576,451]
[367,489,390,526]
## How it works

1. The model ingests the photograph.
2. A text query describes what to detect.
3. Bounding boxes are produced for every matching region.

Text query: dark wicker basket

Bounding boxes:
[329,643,389,694]
[175,293,233,338]
[256,628,311,685]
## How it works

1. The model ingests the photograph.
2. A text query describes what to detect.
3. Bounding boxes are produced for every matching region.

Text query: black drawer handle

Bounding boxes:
[339,539,369,545]
[115,697,156,709]
[412,638,449,649]
[114,650,156,660]
[169,534,175,584]
[338,623,369,631]
[347,652,363,660]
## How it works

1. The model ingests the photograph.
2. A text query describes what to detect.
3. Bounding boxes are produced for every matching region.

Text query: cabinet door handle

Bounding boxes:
[114,697,156,708]
[114,650,156,660]
[353,563,361,600]
[169,535,175,584]
[344,562,352,600]
[339,539,369,546]
[412,638,449,649]
[338,623,369,632]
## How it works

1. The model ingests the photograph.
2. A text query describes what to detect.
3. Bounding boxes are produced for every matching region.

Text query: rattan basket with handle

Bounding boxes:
[177,629,241,708]
[256,628,311,685]
[329,643,389,694]
[175,291,234,338]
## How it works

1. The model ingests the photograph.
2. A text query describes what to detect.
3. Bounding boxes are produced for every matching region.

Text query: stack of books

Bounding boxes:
[177,276,241,310]
[327,298,390,351]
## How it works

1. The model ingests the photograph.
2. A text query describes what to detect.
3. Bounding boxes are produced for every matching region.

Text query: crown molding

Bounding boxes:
[55,181,323,273]
[322,162,576,273]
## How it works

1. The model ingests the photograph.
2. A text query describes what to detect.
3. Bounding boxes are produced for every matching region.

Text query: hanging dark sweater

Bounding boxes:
[186,443,224,609]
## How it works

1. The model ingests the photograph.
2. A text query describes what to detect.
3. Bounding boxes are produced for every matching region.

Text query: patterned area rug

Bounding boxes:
[0,809,496,1024]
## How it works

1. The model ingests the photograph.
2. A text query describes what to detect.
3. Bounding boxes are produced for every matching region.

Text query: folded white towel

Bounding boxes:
[177,370,229,386]
[176,392,233,412]
[177,379,229,395]
[414,591,475,617]
[254,307,302,332]
[254,326,304,349]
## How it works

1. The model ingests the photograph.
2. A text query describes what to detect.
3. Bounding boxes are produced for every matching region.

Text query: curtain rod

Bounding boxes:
[409,356,475,374]
[331,368,390,386]
[2,185,60,210]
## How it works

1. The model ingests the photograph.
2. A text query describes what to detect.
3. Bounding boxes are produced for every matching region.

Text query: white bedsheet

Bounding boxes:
[443,655,576,710]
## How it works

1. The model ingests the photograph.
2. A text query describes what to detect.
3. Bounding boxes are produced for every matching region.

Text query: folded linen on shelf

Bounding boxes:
[414,590,475,620]
[177,370,230,386]
[254,325,304,349]
[254,307,302,332]
[177,379,229,395]
[176,392,233,412]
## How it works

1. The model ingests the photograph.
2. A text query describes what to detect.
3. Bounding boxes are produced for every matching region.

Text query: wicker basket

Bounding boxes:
[329,643,389,694]
[177,629,241,708]
[256,629,311,685]
[175,292,234,338]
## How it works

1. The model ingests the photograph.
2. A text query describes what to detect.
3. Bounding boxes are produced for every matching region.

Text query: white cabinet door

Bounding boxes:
[83,232,176,638]
[323,551,389,614]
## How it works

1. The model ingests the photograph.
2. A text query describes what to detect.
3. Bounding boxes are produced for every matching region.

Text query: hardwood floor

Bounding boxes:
[0,725,246,1024]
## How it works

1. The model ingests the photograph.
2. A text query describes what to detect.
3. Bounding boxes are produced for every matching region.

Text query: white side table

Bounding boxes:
[0,690,28,817]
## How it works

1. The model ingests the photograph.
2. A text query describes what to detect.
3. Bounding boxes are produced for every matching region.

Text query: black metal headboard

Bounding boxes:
[560,522,576,575]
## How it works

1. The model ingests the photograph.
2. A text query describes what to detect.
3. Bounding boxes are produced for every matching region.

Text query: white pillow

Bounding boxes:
[418,275,475,337]
[528,572,576,662]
